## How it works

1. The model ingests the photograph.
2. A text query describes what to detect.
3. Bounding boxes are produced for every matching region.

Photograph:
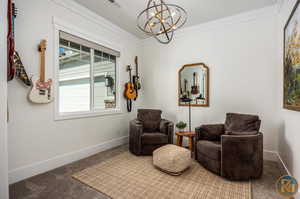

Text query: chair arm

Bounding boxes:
[129,119,144,155]
[160,119,174,144]
[221,133,263,180]
[195,124,224,141]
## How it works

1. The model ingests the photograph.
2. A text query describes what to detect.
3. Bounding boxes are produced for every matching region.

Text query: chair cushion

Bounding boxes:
[141,133,168,145]
[153,145,191,175]
[138,109,162,132]
[197,124,224,141]
[197,140,221,160]
[225,113,261,132]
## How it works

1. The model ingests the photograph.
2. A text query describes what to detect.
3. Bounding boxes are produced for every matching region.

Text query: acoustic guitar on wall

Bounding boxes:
[28,40,53,104]
[124,65,137,100]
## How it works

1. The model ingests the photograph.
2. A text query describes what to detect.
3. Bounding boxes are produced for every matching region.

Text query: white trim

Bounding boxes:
[0,0,9,198]
[53,17,123,121]
[276,152,292,176]
[50,0,140,44]
[9,136,129,184]
[264,150,292,176]
[264,150,280,161]
[141,5,278,45]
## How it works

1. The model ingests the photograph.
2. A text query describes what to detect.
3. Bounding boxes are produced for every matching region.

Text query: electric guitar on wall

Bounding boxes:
[7,0,16,81]
[133,56,141,100]
[28,40,53,104]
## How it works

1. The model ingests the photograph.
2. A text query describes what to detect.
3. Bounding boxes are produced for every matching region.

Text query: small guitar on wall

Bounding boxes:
[28,40,53,104]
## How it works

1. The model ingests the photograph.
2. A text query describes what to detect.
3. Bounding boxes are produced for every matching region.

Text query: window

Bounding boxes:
[58,31,119,116]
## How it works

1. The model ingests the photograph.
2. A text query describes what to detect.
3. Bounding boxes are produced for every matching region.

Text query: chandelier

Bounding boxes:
[137,0,187,44]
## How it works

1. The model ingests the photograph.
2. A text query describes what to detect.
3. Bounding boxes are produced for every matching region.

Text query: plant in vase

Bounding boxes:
[176,121,187,132]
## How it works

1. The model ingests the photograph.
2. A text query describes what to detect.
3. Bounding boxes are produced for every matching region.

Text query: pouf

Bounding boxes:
[153,144,191,175]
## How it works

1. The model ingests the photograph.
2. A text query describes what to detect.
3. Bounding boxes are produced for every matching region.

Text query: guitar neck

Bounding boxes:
[135,56,138,76]
[40,48,45,82]
[129,70,132,83]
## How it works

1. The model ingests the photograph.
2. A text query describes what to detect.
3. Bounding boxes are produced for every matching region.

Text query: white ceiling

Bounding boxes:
[74,0,277,39]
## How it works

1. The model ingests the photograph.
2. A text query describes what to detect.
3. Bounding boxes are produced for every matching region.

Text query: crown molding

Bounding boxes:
[50,0,141,45]
[141,5,278,46]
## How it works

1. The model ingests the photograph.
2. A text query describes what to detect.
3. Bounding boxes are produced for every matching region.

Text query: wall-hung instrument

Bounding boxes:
[28,40,53,104]
[124,65,137,112]
[133,56,141,100]
[7,1,31,86]
[7,0,16,81]
[179,63,209,107]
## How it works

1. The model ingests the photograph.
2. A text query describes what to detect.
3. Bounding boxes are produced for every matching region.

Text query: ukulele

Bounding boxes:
[28,40,53,104]
[133,56,141,100]
[124,65,137,100]
[191,72,199,95]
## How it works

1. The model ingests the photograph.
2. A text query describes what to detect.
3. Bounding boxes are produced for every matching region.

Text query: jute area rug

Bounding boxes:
[73,152,251,199]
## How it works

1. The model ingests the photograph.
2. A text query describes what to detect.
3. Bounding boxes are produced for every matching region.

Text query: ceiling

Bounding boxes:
[74,0,277,39]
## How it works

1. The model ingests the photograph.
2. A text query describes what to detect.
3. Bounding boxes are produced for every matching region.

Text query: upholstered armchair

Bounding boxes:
[129,109,174,156]
[194,113,263,180]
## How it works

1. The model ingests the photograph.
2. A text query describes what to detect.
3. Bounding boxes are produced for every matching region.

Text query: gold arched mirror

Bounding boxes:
[178,63,209,107]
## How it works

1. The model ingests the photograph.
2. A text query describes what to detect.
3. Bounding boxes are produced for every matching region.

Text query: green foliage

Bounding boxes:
[176,121,187,129]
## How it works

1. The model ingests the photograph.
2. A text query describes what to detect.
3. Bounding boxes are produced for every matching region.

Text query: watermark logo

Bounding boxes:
[276,175,298,199]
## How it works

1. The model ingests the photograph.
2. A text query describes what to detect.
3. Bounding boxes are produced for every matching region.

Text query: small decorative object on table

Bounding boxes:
[176,121,187,131]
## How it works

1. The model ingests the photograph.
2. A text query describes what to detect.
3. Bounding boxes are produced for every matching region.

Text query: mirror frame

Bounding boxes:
[178,63,210,107]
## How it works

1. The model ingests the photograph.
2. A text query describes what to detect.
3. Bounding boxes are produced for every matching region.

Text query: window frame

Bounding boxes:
[53,18,123,121]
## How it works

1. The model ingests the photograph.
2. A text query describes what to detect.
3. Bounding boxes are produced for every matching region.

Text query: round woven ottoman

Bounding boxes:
[153,144,191,175]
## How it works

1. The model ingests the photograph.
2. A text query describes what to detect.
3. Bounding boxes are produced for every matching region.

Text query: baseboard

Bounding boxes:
[263,150,279,161]
[275,152,292,176]
[9,136,129,184]
[264,150,292,176]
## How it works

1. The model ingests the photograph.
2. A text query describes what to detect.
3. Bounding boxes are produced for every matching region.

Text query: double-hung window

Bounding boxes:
[58,31,120,117]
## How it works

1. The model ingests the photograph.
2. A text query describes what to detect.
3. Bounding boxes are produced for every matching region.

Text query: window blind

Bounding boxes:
[59,31,120,57]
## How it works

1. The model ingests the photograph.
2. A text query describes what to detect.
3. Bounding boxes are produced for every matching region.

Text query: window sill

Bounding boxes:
[54,109,123,121]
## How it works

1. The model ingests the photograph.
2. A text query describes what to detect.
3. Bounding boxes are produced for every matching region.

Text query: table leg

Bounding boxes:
[177,135,183,146]
[188,137,194,151]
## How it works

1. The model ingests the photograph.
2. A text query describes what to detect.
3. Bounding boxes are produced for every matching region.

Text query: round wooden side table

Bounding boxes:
[176,131,196,151]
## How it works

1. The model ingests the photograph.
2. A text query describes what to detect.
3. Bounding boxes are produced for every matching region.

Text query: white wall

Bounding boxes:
[0,0,9,198]
[278,0,300,186]
[140,6,281,152]
[8,0,140,183]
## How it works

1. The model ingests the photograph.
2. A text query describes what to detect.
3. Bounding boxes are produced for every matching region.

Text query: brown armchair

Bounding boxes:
[129,109,174,156]
[194,113,263,180]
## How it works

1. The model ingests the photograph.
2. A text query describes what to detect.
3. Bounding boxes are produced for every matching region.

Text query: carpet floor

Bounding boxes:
[9,145,287,199]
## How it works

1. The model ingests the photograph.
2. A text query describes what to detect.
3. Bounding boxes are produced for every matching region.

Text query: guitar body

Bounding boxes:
[28,76,53,104]
[124,82,137,100]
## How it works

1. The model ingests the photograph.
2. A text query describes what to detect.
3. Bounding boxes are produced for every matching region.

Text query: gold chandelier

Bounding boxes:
[137,0,187,44]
